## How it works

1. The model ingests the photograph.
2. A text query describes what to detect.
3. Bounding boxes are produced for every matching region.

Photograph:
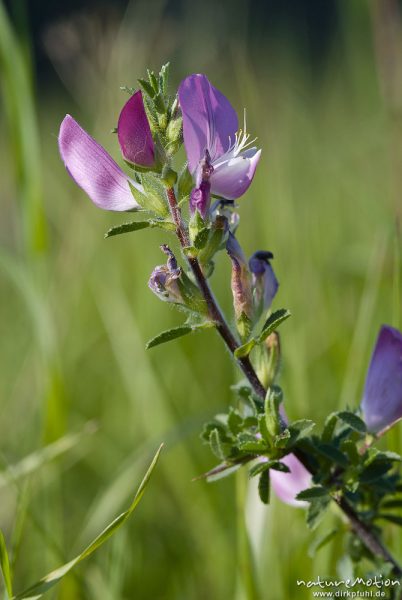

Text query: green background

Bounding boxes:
[0,1,401,598]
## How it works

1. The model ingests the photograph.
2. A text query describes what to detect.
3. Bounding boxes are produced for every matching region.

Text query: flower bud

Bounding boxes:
[226,233,253,339]
[148,245,183,304]
[254,332,281,388]
[361,325,402,434]
[249,251,279,319]
[190,150,214,218]
[148,245,207,314]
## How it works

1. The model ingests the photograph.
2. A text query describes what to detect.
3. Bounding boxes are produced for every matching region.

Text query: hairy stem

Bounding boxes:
[165,186,402,577]
[166,187,266,397]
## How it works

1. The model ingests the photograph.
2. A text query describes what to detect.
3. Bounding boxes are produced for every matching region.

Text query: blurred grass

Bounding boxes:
[0,0,401,598]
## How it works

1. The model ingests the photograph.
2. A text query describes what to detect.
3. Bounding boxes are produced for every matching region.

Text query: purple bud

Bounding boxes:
[117,90,155,168]
[361,325,402,434]
[227,233,253,322]
[148,245,183,304]
[249,251,279,316]
[190,150,214,218]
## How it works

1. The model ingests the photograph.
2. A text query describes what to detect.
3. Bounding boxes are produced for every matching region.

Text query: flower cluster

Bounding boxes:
[59,65,402,574]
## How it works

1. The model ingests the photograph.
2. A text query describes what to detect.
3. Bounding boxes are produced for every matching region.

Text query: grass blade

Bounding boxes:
[13,444,163,600]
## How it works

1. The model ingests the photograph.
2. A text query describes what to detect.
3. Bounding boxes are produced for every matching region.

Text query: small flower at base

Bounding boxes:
[269,454,312,507]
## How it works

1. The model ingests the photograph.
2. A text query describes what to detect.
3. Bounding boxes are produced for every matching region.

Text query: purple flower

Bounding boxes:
[117,90,155,168]
[59,91,155,211]
[148,245,183,304]
[270,454,312,507]
[361,325,402,434]
[249,251,279,317]
[179,74,261,217]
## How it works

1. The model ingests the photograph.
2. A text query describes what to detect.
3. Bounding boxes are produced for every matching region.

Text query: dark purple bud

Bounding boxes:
[117,90,155,168]
[190,150,214,218]
[148,245,183,304]
[249,251,278,316]
[361,325,402,434]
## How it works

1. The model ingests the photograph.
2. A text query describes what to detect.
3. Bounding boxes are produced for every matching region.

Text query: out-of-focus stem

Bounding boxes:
[236,470,261,600]
[165,186,402,578]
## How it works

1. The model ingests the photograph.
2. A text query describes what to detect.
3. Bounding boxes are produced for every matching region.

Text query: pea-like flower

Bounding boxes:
[361,325,402,434]
[58,91,154,211]
[179,74,261,218]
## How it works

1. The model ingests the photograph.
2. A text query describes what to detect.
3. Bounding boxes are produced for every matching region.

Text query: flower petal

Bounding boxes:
[361,325,402,434]
[178,74,238,174]
[270,454,312,507]
[59,115,140,211]
[117,91,155,168]
[211,148,261,200]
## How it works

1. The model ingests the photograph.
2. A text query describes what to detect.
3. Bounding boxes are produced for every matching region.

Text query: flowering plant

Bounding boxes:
[59,65,402,594]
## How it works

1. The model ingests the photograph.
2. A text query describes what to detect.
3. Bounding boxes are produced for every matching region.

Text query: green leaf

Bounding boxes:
[308,529,339,558]
[360,461,393,484]
[142,173,169,216]
[287,419,315,445]
[337,411,366,434]
[376,514,402,527]
[307,497,331,530]
[128,181,149,210]
[146,325,192,349]
[105,221,150,238]
[209,429,232,461]
[0,530,13,598]
[341,439,360,464]
[234,338,256,359]
[177,164,193,201]
[257,414,271,444]
[321,413,338,442]
[137,78,156,98]
[248,462,270,478]
[264,386,283,437]
[146,322,214,350]
[227,409,243,435]
[316,443,348,467]
[381,498,402,509]
[105,219,176,239]
[258,470,270,504]
[249,459,290,479]
[257,309,291,344]
[296,486,329,501]
[205,463,242,482]
[193,227,210,250]
[13,445,163,600]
